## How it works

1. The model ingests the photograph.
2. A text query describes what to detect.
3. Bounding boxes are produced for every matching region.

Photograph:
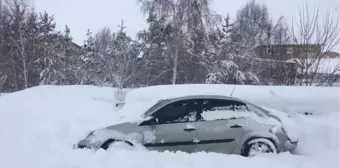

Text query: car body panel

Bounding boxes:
[81,123,144,148]
[195,118,247,154]
[140,122,199,153]
[76,94,298,155]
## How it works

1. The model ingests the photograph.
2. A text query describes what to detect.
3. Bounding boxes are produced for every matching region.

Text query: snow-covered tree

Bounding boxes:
[205,15,260,85]
[235,0,271,47]
[39,23,79,85]
[137,14,175,85]
[137,0,220,84]
[109,20,140,89]
[0,0,81,91]
[81,20,141,89]
[182,26,210,84]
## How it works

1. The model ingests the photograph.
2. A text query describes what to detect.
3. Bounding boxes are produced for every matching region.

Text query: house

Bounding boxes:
[252,44,323,85]
[254,44,322,61]
[252,58,297,85]
[252,44,340,86]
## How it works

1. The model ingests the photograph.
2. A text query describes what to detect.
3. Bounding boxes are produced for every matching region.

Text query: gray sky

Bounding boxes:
[33,0,339,51]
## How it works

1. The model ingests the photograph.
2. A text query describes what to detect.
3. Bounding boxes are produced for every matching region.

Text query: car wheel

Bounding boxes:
[100,139,134,150]
[243,138,277,157]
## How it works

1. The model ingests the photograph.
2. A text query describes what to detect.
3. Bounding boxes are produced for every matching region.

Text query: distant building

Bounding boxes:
[255,44,322,61]
[253,44,340,86]
[322,51,340,58]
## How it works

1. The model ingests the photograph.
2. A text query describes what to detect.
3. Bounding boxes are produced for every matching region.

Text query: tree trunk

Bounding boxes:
[10,53,18,90]
[21,52,28,88]
[172,43,178,85]
[19,32,28,89]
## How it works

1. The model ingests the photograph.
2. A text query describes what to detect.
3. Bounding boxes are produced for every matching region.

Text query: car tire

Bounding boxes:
[243,138,277,157]
[100,139,134,150]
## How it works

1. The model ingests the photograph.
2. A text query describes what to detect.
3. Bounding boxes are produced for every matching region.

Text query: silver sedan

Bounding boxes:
[76,95,298,157]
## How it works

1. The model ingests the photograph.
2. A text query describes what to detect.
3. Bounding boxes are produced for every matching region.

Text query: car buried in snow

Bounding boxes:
[75,95,298,157]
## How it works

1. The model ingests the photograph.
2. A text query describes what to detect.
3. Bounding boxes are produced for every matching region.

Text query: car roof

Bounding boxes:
[163,95,243,102]
[143,95,246,117]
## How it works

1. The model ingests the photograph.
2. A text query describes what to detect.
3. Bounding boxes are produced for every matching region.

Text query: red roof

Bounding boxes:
[323,51,340,58]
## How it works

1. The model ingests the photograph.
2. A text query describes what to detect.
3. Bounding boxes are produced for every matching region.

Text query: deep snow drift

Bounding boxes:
[0,85,339,168]
[124,84,340,114]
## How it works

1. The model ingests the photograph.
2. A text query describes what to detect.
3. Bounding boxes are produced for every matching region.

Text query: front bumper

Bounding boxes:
[74,139,90,149]
[77,144,88,149]
[74,139,104,150]
[284,139,298,151]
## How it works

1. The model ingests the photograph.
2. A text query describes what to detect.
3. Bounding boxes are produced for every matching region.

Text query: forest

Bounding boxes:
[0,0,339,93]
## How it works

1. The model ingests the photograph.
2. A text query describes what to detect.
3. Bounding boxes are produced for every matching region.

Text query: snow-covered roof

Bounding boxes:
[319,58,340,74]
[124,84,236,103]
[286,57,340,74]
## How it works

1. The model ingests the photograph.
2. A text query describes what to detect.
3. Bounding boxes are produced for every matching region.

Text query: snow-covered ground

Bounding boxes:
[0,85,339,168]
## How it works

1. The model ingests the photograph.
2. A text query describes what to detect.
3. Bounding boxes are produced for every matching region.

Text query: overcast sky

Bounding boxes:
[32,0,339,51]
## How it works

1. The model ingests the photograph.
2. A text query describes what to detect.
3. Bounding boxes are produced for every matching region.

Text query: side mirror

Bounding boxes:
[140,117,158,126]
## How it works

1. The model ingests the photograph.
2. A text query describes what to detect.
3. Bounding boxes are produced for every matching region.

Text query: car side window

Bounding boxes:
[153,99,202,124]
[201,99,249,121]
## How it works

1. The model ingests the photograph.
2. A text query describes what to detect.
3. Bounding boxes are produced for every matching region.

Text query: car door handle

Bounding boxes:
[230,124,242,128]
[183,128,196,132]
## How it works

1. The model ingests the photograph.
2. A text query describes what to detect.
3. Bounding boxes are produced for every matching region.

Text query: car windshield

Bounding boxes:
[142,99,169,117]
[246,103,270,117]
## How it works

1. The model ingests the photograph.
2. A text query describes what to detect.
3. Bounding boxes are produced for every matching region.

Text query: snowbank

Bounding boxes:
[124,84,340,115]
[0,85,339,168]
[0,85,118,149]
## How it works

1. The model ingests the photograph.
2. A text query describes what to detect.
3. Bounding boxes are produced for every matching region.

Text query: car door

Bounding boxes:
[195,99,248,154]
[139,99,201,153]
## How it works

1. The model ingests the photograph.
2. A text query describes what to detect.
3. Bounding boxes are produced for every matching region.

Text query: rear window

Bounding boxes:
[201,99,251,121]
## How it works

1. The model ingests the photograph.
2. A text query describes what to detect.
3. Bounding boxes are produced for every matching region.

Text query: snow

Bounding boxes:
[200,110,280,126]
[0,84,339,168]
[186,123,196,129]
[0,93,8,96]
[260,106,299,142]
[201,110,234,121]
[90,129,143,145]
[316,58,340,74]
[121,84,338,143]
[123,84,340,117]
[286,57,340,75]
[143,130,156,143]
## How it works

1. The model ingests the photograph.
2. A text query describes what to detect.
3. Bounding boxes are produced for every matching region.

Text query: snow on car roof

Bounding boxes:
[125,84,236,103]
[115,84,340,124]
[116,84,236,122]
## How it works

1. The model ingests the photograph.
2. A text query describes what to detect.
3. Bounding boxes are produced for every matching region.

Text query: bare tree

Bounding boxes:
[269,16,296,85]
[236,0,271,47]
[5,0,30,89]
[82,20,141,91]
[290,4,340,86]
[137,0,220,84]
